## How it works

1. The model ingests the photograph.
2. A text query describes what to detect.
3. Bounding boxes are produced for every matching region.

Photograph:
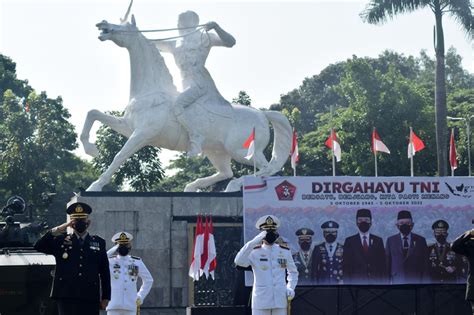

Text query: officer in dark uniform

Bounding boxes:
[34,202,111,315]
[428,220,461,283]
[292,228,315,284]
[311,221,343,284]
[451,227,474,314]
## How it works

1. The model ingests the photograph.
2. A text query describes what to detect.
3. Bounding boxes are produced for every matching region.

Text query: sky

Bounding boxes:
[1,0,473,168]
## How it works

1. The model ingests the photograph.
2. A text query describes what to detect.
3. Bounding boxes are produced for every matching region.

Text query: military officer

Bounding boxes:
[452,227,474,314]
[234,215,298,315]
[428,220,461,283]
[292,228,315,284]
[311,221,343,284]
[106,231,153,315]
[34,202,111,315]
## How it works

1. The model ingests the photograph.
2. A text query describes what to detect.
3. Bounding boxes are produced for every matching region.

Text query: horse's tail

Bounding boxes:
[263,110,292,174]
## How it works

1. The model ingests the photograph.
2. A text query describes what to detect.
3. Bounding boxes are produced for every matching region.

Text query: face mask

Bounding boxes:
[73,220,88,233]
[325,234,337,243]
[435,235,447,243]
[118,245,130,256]
[399,224,411,236]
[357,222,371,233]
[264,230,279,244]
[300,241,311,251]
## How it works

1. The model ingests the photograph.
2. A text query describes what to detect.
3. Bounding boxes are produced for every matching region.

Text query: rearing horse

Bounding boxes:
[80,15,292,192]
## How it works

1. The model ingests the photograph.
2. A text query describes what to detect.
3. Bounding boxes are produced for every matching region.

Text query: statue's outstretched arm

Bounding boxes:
[205,22,236,47]
[151,39,176,53]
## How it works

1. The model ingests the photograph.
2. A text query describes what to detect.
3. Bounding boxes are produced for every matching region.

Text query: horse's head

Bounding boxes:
[96,15,139,48]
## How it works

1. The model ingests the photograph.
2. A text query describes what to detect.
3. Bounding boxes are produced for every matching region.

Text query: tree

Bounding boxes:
[361,0,474,176]
[232,91,252,106]
[92,111,164,191]
[0,55,97,225]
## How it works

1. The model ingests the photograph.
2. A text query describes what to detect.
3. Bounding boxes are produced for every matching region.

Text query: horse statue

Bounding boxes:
[80,13,292,192]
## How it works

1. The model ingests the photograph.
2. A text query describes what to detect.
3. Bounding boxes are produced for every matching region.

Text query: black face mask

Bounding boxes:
[399,224,412,236]
[325,234,337,243]
[264,230,279,244]
[118,245,130,256]
[73,220,88,233]
[357,222,371,233]
[300,241,311,251]
[435,235,447,243]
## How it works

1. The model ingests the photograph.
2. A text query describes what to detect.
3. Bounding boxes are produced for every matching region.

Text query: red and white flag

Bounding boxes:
[325,129,341,162]
[449,129,458,171]
[243,128,255,160]
[372,129,390,154]
[206,216,217,279]
[200,216,209,277]
[188,216,204,281]
[290,128,299,170]
[407,129,425,158]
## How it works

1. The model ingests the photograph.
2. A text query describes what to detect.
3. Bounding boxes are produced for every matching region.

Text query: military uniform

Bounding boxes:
[311,221,343,284]
[234,215,298,315]
[428,220,461,283]
[292,228,314,284]
[106,232,153,315]
[34,202,111,315]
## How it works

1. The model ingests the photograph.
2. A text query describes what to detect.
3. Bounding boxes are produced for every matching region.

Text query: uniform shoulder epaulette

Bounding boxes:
[90,235,104,241]
[111,255,117,258]
[253,245,262,249]
[131,255,141,260]
[279,244,290,250]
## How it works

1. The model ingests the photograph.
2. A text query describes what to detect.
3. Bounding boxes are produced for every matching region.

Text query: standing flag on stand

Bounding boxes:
[200,216,210,278]
[372,128,390,177]
[325,129,341,162]
[243,127,255,160]
[449,128,458,176]
[372,129,390,154]
[408,128,425,177]
[189,216,204,281]
[206,216,217,279]
[290,128,299,176]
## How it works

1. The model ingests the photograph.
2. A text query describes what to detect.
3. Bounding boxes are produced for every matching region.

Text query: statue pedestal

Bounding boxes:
[70,191,242,315]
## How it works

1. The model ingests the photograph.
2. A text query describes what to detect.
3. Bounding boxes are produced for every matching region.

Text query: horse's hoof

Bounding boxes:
[184,183,197,192]
[84,142,99,158]
[86,181,103,191]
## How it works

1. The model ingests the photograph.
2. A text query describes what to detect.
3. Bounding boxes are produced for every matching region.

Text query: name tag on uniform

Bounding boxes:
[260,258,268,261]
[90,241,100,251]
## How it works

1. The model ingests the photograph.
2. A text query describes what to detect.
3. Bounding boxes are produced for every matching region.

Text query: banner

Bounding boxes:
[243,176,474,286]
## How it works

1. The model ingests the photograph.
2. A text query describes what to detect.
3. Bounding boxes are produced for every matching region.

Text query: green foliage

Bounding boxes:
[92,111,164,191]
[232,91,252,106]
[0,55,97,225]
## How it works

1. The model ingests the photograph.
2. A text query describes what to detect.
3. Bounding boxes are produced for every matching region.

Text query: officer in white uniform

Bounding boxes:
[106,232,153,315]
[234,215,298,315]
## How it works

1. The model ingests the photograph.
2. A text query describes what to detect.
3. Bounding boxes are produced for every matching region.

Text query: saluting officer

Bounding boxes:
[428,220,461,283]
[106,231,153,315]
[34,202,111,315]
[311,221,343,284]
[234,215,298,315]
[292,228,315,284]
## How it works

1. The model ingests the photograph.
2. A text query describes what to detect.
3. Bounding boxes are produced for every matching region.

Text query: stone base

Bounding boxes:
[71,191,243,311]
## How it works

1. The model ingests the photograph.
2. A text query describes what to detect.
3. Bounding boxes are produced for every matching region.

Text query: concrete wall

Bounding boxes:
[70,191,243,315]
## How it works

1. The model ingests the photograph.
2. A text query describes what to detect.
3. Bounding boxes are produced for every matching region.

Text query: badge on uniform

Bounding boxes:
[277,258,287,268]
[90,241,100,251]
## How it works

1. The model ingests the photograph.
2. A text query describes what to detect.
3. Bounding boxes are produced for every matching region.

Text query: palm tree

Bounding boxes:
[361,0,473,176]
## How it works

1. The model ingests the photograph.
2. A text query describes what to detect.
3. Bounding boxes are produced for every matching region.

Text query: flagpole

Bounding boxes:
[451,128,455,177]
[330,106,336,176]
[373,128,378,177]
[253,127,256,176]
[410,127,414,177]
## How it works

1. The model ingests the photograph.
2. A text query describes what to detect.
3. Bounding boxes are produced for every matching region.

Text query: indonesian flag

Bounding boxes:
[449,129,458,171]
[325,129,341,162]
[290,128,299,170]
[205,216,217,280]
[200,216,209,277]
[243,128,255,160]
[372,129,390,154]
[188,216,204,281]
[407,129,425,158]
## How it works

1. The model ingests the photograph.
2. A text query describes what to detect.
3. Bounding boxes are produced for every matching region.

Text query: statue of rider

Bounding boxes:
[152,11,236,157]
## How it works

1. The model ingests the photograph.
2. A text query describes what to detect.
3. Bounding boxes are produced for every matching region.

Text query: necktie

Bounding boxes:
[329,245,333,252]
[362,236,369,253]
[403,236,409,257]
[78,237,84,247]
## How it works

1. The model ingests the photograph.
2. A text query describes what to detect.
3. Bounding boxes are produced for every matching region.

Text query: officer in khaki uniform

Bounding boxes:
[106,231,153,315]
[234,215,298,315]
[34,202,111,315]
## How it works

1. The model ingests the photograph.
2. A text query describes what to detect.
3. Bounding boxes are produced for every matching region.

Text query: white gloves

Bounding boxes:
[286,287,295,300]
[136,296,143,306]
[250,231,266,245]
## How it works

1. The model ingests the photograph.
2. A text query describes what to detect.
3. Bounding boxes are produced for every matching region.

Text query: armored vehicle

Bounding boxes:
[0,196,57,315]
